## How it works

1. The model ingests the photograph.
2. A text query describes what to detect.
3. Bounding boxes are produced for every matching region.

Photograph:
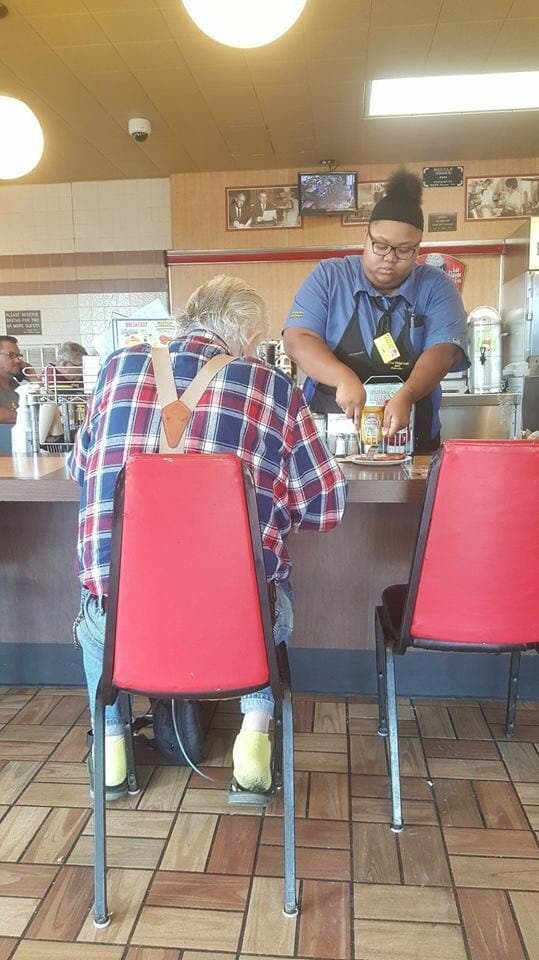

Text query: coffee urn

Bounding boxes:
[467,305,503,394]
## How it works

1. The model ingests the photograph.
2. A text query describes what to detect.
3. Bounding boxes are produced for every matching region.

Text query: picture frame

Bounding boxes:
[226,184,301,230]
[342,181,386,225]
[465,175,539,221]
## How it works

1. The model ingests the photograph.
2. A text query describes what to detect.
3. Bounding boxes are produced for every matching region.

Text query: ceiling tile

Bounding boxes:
[301,0,370,31]
[484,17,539,70]
[247,60,308,86]
[507,0,539,13]
[204,87,264,126]
[188,63,253,93]
[9,1,87,12]
[178,36,248,67]
[25,13,109,46]
[427,20,503,72]
[91,9,173,43]
[157,1,209,39]
[84,0,160,10]
[305,27,369,60]
[307,58,366,85]
[367,25,434,78]
[371,0,443,28]
[0,11,45,48]
[0,0,537,181]
[113,40,186,71]
[440,0,513,20]
[55,43,130,74]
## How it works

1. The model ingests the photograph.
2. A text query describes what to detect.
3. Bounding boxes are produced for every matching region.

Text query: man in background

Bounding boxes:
[0,336,23,423]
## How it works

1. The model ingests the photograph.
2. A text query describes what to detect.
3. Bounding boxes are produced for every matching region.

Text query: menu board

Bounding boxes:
[112,317,178,349]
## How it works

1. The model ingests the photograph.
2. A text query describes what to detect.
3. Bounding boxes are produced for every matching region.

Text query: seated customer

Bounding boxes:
[0,336,24,424]
[44,341,87,387]
[69,276,346,800]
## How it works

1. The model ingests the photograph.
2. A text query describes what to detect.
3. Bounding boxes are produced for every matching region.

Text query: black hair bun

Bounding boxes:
[385,168,423,205]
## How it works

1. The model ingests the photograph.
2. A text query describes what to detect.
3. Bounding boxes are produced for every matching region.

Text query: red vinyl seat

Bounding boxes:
[375,440,539,832]
[92,453,297,926]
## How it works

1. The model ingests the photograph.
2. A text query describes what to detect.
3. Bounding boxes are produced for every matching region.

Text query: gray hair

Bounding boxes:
[178,275,270,354]
[57,341,87,366]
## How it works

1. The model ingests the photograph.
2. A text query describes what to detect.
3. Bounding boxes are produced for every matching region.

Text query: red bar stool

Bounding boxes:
[92,453,297,926]
[375,440,539,832]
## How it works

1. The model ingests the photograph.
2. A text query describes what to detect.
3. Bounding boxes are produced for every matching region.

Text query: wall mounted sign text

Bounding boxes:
[423,166,464,188]
[5,309,42,335]
[428,212,458,232]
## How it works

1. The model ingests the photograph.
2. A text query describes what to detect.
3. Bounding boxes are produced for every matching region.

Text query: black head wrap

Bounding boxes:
[370,169,424,230]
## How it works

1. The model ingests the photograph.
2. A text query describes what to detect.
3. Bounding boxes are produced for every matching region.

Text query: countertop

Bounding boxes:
[0,453,430,505]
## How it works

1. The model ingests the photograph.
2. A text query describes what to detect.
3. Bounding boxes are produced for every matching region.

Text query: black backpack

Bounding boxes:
[134,698,203,766]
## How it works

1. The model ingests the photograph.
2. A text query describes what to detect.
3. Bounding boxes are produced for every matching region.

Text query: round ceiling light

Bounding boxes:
[182,0,307,48]
[0,95,44,179]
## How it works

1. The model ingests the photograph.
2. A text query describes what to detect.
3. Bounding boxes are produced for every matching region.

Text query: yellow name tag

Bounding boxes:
[374,332,400,364]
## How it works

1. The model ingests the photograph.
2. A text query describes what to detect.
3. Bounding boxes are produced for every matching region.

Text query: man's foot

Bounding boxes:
[232,730,272,793]
[87,731,128,801]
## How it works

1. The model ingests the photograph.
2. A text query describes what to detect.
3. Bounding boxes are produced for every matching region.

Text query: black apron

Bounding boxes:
[310,293,440,453]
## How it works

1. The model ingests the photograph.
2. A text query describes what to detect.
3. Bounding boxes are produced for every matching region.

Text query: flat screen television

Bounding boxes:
[298,171,358,216]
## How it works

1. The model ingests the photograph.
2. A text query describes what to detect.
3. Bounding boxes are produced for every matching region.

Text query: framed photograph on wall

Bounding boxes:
[465,175,539,220]
[342,181,386,225]
[226,185,301,230]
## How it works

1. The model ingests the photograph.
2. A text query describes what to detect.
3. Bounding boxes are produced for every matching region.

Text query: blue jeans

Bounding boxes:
[74,578,293,730]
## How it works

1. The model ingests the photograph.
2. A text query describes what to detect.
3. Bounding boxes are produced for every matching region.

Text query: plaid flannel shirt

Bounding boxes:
[69,331,346,596]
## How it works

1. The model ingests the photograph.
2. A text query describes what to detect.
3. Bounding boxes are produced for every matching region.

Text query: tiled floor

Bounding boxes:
[0,688,538,960]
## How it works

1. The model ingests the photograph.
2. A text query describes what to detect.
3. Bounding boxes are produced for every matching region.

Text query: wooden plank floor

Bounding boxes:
[0,688,538,960]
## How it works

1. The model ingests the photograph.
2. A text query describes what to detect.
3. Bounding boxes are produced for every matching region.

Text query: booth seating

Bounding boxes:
[92,453,297,926]
[375,440,539,832]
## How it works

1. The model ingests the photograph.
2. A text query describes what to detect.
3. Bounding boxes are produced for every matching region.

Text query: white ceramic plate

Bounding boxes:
[346,454,412,466]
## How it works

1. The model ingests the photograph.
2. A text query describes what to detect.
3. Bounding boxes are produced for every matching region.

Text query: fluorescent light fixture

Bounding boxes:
[367,71,539,117]
[0,95,44,179]
[182,0,307,49]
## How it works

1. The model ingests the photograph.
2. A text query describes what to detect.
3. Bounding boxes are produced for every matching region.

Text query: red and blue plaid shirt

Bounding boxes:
[69,331,346,596]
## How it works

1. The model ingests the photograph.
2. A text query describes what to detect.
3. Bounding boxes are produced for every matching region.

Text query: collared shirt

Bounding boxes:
[69,331,346,597]
[285,256,470,427]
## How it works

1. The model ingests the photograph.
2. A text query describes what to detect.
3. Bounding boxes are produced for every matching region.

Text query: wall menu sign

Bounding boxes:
[5,309,42,335]
[428,212,458,232]
[423,166,464,188]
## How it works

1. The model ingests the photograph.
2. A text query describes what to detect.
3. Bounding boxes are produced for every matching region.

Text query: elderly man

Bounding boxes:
[69,275,346,801]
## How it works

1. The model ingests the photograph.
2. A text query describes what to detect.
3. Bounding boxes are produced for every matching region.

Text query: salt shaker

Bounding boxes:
[335,433,347,457]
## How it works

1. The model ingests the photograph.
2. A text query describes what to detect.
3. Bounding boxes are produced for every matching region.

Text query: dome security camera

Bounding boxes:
[128,118,151,143]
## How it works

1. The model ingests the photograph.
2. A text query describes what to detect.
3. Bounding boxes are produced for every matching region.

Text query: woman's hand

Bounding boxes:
[335,370,366,428]
[382,389,413,439]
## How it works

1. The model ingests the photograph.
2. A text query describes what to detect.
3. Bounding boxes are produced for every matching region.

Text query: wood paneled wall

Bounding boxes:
[169,157,538,337]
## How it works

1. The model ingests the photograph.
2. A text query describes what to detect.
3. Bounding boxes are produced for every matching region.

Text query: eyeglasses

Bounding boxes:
[0,350,23,360]
[367,227,419,261]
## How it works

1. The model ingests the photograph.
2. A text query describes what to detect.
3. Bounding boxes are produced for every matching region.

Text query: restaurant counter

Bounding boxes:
[1,454,536,698]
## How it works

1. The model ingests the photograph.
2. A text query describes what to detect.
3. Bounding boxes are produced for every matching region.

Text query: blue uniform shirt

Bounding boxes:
[285,256,470,439]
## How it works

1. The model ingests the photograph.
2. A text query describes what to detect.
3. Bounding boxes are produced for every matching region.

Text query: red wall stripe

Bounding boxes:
[167,242,505,266]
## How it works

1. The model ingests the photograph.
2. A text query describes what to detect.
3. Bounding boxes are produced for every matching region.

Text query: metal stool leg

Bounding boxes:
[282,687,298,917]
[375,610,388,737]
[506,649,521,738]
[273,697,284,791]
[119,692,139,794]
[385,646,403,833]
[93,682,110,928]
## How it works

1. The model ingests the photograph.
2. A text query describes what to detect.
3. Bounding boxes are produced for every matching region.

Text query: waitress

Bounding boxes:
[283,169,469,452]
